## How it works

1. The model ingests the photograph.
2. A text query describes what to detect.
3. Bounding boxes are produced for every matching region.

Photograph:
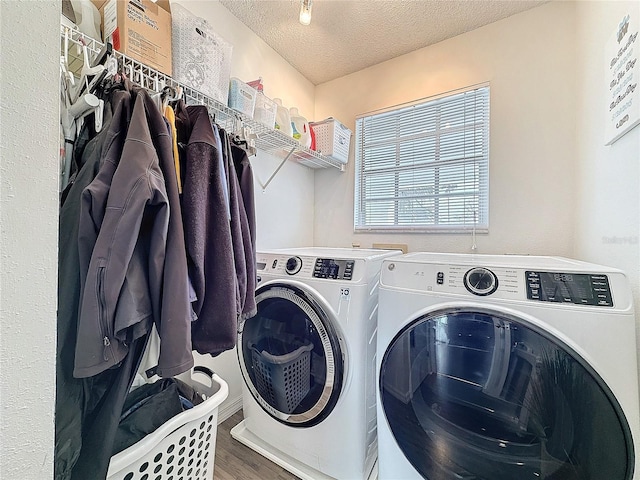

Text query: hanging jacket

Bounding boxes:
[231,143,257,319]
[175,103,238,355]
[220,130,256,321]
[74,88,193,378]
[138,88,194,378]
[56,87,142,480]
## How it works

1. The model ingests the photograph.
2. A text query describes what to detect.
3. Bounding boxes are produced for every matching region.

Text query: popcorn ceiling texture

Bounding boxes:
[219,0,547,85]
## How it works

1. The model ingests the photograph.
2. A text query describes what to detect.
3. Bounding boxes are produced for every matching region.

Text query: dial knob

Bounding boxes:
[463,267,498,296]
[285,256,302,275]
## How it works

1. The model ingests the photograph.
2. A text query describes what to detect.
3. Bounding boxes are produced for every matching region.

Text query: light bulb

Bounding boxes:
[299,0,312,26]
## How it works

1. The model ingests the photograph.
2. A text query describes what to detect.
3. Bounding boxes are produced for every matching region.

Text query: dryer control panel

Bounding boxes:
[526,271,613,307]
[381,258,624,309]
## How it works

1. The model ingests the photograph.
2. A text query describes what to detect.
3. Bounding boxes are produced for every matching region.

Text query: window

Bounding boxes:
[354,85,490,232]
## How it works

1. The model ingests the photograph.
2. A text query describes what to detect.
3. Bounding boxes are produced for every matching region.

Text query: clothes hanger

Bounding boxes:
[60,35,108,191]
[60,92,101,190]
[71,38,106,104]
[90,41,113,70]
[232,122,257,156]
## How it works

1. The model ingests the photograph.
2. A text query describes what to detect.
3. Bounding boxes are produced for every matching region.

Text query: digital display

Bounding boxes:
[313,258,355,280]
[256,262,267,270]
[526,271,612,307]
[317,260,342,278]
[539,272,592,301]
[552,273,573,283]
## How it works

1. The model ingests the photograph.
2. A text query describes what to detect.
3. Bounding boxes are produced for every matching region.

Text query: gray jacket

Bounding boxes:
[74,87,193,378]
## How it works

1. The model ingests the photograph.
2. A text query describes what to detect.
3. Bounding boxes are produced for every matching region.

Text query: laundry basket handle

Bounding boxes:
[190,365,220,398]
[193,365,215,378]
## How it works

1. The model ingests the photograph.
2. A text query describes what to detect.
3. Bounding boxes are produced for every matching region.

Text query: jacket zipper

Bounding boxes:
[96,266,112,362]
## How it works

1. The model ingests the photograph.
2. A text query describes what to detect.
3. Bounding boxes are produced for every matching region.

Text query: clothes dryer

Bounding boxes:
[376,253,640,480]
[232,247,400,480]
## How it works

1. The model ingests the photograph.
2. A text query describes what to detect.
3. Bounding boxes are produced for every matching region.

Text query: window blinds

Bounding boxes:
[354,85,490,232]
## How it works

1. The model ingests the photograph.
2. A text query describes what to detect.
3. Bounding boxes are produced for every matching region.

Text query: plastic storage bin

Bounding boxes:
[253,93,277,129]
[172,3,233,104]
[228,78,258,118]
[250,339,314,414]
[309,118,352,164]
[106,367,229,480]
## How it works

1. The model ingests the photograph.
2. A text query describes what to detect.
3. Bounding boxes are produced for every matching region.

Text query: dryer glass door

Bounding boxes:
[238,283,344,427]
[379,308,634,480]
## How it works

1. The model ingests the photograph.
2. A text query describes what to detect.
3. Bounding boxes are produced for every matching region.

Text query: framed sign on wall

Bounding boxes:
[605,12,639,146]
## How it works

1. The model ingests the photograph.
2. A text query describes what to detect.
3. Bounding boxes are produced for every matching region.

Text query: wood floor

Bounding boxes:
[213,410,301,480]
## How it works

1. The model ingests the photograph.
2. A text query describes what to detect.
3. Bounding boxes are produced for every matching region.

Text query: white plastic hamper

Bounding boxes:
[106,369,229,480]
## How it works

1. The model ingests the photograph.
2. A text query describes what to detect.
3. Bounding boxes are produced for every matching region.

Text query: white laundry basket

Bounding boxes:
[106,367,228,480]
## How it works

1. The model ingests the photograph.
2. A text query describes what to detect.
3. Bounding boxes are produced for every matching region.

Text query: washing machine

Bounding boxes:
[231,247,400,480]
[376,252,640,480]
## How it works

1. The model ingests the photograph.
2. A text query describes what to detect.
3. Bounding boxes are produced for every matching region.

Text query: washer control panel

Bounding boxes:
[526,271,613,307]
[256,254,357,281]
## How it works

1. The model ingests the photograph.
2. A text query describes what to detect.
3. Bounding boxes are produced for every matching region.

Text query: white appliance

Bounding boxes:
[232,247,400,480]
[376,253,640,480]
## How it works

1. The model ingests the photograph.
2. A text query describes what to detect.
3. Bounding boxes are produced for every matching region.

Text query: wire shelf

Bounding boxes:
[60,25,346,171]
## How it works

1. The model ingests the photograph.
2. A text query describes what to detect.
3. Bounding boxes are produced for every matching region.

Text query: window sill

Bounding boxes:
[354,226,489,235]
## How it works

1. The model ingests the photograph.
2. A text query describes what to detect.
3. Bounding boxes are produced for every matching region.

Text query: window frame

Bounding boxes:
[354,83,490,234]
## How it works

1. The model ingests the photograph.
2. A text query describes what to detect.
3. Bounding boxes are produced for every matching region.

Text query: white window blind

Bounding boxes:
[354,85,490,232]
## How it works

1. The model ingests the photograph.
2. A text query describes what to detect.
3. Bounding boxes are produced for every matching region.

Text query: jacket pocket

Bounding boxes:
[96,265,112,362]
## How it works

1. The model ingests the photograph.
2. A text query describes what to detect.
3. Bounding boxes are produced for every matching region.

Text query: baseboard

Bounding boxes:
[217,395,243,424]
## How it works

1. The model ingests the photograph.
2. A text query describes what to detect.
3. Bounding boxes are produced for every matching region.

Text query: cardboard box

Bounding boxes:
[93,0,172,75]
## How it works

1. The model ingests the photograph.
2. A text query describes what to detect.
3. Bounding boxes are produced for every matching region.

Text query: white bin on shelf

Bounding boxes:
[172,3,233,104]
[253,93,277,129]
[309,118,352,164]
[106,368,229,480]
[228,78,258,118]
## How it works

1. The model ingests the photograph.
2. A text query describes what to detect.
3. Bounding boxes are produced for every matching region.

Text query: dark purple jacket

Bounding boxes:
[175,103,238,355]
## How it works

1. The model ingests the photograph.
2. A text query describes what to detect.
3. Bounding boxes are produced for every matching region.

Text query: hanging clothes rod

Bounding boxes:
[60,25,346,172]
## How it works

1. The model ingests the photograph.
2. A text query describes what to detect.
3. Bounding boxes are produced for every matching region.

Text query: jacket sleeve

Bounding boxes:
[148,96,194,378]
[74,95,170,378]
[231,145,257,320]
[223,133,246,318]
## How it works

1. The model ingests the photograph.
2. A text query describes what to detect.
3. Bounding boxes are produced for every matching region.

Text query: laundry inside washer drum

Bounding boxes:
[379,310,633,480]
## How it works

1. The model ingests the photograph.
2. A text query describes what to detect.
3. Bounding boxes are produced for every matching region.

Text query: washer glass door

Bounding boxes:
[379,308,634,480]
[239,283,343,427]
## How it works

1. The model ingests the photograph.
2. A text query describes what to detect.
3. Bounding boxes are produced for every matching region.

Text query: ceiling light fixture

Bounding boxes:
[299,0,312,26]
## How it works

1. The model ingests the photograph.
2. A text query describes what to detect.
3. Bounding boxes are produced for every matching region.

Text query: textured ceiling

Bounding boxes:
[219,0,548,85]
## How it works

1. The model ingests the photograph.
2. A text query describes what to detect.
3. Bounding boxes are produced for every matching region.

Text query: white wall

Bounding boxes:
[0,1,60,478]
[314,1,577,257]
[173,0,317,419]
[574,1,640,351]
